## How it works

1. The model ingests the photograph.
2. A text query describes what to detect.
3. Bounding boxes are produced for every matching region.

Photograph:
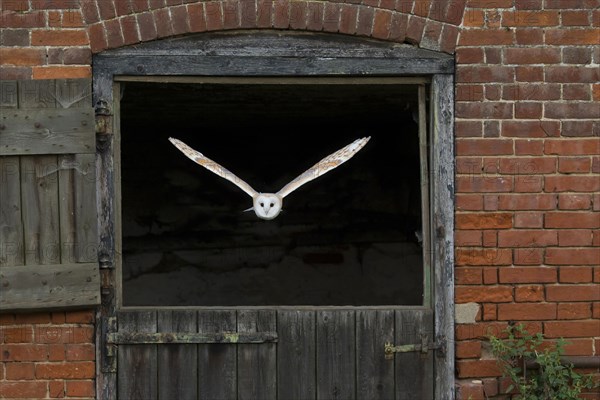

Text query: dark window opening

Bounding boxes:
[120,82,426,306]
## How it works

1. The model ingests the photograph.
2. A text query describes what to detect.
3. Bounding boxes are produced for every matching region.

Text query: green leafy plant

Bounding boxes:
[489,324,597,399]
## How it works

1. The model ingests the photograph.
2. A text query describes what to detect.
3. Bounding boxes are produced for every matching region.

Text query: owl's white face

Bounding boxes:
[253,193,283,220]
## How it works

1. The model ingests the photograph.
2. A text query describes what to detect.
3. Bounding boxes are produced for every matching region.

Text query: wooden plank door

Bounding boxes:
[115,308,433,399]
[0,79,99,312]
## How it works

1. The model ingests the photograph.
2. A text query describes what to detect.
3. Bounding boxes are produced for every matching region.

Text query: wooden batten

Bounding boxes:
[0,263,100,311]
[0,108,95,155]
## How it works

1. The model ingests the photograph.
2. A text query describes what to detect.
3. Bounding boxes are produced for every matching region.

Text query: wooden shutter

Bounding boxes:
[0,79,100,311]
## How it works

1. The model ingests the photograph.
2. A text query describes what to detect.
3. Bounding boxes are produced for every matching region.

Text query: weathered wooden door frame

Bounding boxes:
[93,30,454,399]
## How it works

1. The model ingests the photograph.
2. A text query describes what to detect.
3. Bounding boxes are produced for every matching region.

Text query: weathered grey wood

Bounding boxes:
[96,55,452,77]
[58,153,97,263]
[0,157,24,267]
[14,81,60,266]
[104,31,452,58]
[118,311,157,400]
[20,155,60,265]
[237,310,277,400]
[197,310,237,400]
[0,108,95,155]
[356,310,394,400]
[0,262,100,311]
[316,310,356,400]
[96,113,115,270]
[94,32,454,78]
[157,310,198,400]
[419,84,432,308]
[432,74,455,400]
[395,309,434,400]
[94,74,117,400]
[277,310,316,400]
[18,80,56,108]
[58,157,76,265]
[118,75,429,85]
[0,81,18,108]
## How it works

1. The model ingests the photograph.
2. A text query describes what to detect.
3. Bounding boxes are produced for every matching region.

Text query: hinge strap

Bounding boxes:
[107,331,278,345]
[384,334,446,359]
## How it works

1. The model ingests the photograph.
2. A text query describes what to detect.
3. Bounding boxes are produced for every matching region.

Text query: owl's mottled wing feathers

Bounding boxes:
[169,138,258,198]
[277,136,371,198]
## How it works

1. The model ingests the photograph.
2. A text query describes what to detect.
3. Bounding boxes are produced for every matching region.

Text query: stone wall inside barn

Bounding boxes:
[1,0,599,398]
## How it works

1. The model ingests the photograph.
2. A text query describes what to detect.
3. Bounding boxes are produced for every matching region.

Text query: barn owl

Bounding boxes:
[168,136,371,220]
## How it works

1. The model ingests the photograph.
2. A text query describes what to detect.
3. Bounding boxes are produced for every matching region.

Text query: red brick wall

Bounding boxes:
[1,0,599,399]
[454,1,599,398]
[0,312,95,399]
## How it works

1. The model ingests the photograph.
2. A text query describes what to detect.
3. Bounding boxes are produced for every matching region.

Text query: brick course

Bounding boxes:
[0,311,95,399]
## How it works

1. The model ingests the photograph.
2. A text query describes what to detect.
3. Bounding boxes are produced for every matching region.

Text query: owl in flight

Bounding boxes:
[168,136,371,220]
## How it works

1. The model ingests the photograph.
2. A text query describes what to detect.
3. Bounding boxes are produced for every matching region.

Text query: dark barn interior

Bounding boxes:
[119,81,425,306]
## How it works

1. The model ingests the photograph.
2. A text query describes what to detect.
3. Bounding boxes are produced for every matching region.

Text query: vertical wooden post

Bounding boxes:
[432,73,455,400]
[94,70,118,400]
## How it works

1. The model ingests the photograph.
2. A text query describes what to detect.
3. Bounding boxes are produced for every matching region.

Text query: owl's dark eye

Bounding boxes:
[270,202,274,207]
[260,202,264,207]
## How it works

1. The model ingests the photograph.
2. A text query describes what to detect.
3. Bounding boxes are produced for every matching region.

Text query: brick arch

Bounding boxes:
[83,0,465,55]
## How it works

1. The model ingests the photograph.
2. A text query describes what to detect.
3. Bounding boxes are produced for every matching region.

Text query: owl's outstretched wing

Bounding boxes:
[277,136,371,198]
[169,138,258,198]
